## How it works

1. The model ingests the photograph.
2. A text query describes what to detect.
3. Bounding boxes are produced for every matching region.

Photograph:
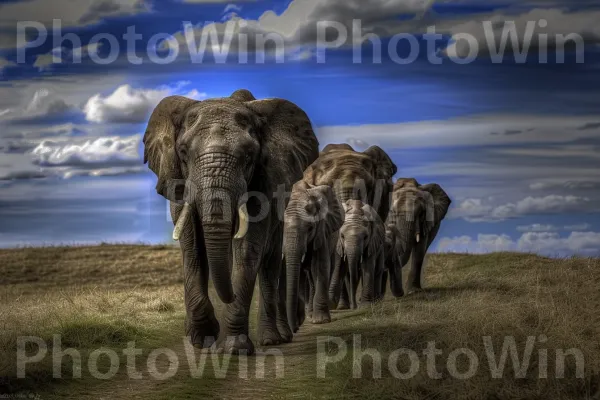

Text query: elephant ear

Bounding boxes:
[420,183,452,248]
[322,143,355,153]
[230,89,257,102]
[311,185,344,250]
[246,98,320,191]
[389,189,418,256]
[362,203,385,258]
[143,96,198,201]
[363,146,397,222]
[394,177,420,191]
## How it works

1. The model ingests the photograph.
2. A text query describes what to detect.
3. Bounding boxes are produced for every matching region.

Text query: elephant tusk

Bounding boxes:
[234,203,250,239]
[416,233,420,243]
[301,254,306,263]
[173,203,191,241]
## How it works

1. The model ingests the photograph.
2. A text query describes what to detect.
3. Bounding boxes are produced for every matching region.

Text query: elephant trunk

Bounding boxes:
[285,234,307,332]
[345,242,362,308]
[328,249,344,308]
[360,259,376,306]
[202,222,236,304]
[196,183,243,305]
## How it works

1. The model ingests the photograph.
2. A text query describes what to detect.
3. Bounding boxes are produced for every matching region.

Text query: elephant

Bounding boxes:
[386,178,452,294]
[331,200,386,309]
[143,89,319,355]
[283,181,344,331]
[301,144,396,310]
[304,144,397,223]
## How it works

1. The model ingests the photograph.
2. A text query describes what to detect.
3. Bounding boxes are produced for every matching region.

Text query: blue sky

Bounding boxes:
[1,0,600,256]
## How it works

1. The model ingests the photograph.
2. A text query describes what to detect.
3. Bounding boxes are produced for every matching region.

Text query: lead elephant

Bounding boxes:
[143,89,319,354]
[386,178,452,294]
[283,181,344,331]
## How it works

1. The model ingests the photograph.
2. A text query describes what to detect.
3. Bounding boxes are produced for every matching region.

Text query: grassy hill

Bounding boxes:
[1,245,599,399]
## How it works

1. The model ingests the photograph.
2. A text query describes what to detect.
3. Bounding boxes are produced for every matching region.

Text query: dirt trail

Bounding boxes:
[75,320,327,400]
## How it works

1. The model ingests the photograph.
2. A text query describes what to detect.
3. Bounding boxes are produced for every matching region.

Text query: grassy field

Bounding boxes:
[1,244,599,399]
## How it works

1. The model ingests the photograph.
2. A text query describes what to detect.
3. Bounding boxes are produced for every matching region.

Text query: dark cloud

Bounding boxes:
[577,122,600,131]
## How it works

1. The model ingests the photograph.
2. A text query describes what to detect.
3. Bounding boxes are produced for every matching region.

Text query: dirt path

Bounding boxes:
[71,320,329,400]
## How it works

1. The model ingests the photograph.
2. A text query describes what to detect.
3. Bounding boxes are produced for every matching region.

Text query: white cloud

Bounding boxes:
[165,0,432,55]
[25,89,73,116]
[84,82,205,123]
[564,223,592,231]
[34,43,103,71]
[0,57,16,72]
[0,0,148,28]
[317,114,600,149]
[31,135,142,168]
[530,180,600,191]
[437,231,600,257]
[451,195,592,222]
[444,8,599,59]
[517,223,592,232]
[224,4,242,14]
[517,224,558,232]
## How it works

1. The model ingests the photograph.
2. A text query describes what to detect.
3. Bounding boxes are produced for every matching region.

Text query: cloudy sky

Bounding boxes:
[0,0,599,256]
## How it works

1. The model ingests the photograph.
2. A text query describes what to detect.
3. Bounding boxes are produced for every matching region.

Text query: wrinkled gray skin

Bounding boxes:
[386,178,452,294]
[283,181,344,331]
[143,90,319,355]
[332,200,385,309]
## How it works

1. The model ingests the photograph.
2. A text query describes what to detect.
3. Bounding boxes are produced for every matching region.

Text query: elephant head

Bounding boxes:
[283,181,344,330]
[143,89,318,305]
[337,200,385,307]
[362,146,397,223]
[390,178,451,256]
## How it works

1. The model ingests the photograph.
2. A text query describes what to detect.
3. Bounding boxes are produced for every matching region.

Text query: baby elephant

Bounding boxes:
[330,200,386,309]
[283,181,344,332]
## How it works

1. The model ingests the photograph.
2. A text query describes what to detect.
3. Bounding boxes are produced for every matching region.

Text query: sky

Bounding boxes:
[0,0,599,256]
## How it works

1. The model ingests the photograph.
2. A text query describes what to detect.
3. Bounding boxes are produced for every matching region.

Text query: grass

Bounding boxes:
[1,245,599,399]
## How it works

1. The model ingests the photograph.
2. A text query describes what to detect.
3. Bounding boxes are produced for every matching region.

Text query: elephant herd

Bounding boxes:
[143,90,451,355]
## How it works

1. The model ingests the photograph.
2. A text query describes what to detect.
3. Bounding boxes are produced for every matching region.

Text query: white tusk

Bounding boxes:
[173,203,191,241]
[301,254,306,263]
[416,233,420,243]
[360,256,363,264]
[234,203,249,239]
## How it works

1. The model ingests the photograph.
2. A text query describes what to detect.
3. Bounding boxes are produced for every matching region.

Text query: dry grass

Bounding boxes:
[1,245,599,399]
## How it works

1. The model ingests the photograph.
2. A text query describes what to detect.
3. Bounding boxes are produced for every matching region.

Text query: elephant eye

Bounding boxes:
[178,146,188,162]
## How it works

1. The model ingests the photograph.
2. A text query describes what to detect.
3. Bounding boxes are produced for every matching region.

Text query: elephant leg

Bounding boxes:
[296,272,307,331]
[306,268,315,320]
[172,203,220,349]
[407,242,426,293]
[388,260,404,298]
[257,228,288,346]
[216,229,266,355]
[328,252,346,310]
[338,280,351,310]
[311,247,331,324]
[344,274,359,310]
[276,261,293,343]
[380,270,388,299]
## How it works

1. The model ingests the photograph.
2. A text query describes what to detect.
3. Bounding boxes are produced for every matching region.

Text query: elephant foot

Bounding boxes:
[277,321,294,343]
[311,310,331,324]
[359,301,376,309]
[406,287,424,295]
[337,301,350,310]
[185,315,220,349]
[214,333,255,356]
[258,326,285,346]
